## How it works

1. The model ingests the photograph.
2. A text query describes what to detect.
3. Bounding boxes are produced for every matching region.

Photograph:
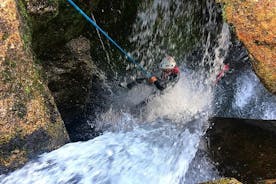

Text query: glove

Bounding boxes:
[148,76,158,84]
[154,80,165,91]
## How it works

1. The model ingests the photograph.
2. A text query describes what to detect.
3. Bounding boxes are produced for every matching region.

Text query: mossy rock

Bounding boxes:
[257,179,276,184]
[200,178,242,184]
[0,0,69,174]
[216,0,276,94]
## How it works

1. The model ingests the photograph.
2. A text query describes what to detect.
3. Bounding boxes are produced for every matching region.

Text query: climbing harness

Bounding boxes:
[67,0,152,78]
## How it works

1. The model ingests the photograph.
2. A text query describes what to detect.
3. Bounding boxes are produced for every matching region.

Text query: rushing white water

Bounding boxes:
[144,74,213,123]
[0,1,228,183]
[232,70,276,120]
[201,23,231,84]
[1,0,274,183]
[1,70,219,184]
[0,120,209,184]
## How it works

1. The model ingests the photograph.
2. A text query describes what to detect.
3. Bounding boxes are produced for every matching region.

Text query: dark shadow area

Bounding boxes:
[206,118,276,184]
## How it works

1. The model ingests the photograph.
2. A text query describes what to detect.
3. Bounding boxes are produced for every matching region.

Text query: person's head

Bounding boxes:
[159,56,176,72]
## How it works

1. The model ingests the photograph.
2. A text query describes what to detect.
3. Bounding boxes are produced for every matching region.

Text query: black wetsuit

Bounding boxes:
[126,66,180,91]
[154,66,180,91]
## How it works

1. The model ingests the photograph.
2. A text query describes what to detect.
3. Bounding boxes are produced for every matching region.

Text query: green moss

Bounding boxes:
[17,0,33,49]
[2,70,14,83]
[2,32,9,41]
[24,86,31,95]
[4,59,17,68]
[17,0,30,24]
[33,67,46,93]
[12,102,27,119]
[220,3,227,22]
[22,33,32,50]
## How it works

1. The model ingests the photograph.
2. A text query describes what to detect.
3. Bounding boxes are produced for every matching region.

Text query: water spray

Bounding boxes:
[67,0,152,78]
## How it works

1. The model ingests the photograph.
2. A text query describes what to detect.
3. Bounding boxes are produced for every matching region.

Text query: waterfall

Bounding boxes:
[1,0,226,183]
[1,0,274,183]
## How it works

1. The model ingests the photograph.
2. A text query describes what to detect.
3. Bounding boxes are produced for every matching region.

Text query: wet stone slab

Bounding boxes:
[206,118,276,184]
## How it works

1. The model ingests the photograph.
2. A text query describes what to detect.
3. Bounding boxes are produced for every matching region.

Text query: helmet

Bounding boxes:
[159,56,176,70]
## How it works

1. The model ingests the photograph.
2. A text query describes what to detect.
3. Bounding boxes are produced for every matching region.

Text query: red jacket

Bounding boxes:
[155,66,180,90]
[161,66,180,80]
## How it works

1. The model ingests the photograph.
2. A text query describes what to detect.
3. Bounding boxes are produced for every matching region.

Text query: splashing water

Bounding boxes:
[2,0,274,183]
[1,0,228,183]
[128,0,207,74]
[0,71,217,183]
[230,70,276,120]
[0,58,222,183]
[0,119,210,184]
[144,74,213,123]
[202,23,231,83]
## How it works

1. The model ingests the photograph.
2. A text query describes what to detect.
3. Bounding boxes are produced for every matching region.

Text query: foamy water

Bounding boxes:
[144,75,213,122]
[1,68,219,184]
[0,1,225,183]
[233,71,276,120]
[0,119,210,184]
[1,0,274,183]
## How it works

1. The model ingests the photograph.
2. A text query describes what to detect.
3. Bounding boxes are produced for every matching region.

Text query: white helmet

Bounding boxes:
[159,56,176,70]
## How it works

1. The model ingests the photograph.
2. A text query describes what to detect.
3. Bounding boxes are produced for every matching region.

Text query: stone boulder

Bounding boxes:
[42,36,95,125]
[0,0,69,174]
[206,118,276,183]
[217,0,276,94]
[258,179,276,184]
[200,178,242,184]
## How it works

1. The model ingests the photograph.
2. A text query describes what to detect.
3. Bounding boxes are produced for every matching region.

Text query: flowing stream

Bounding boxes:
[1,0,275,183]
[0,73,218,184]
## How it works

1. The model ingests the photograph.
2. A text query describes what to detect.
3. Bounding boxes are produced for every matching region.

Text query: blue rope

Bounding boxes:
[67,0,152,78]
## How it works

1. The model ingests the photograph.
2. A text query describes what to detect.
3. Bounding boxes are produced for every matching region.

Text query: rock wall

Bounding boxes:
[42,36,104,141]
[217,0,276,94]
[43,36,94,120]
[0,0,69,174]
[200,178,242,184]
[206,118,276,183]
[34,0,140,141]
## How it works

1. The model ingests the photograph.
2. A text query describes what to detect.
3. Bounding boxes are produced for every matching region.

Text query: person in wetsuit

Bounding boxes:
[124,56,180,91]
[148,56,180,90]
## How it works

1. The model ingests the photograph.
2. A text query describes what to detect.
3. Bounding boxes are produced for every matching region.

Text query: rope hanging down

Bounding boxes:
[67,0,152,78]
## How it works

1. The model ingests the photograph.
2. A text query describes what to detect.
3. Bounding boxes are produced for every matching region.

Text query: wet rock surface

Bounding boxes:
[43,36,94,121]
[206,118,276,184]
[216,0,276,94]
[200,178,242,184]
[35,0,140,141]
[0,0,69,174]
[42,36,105,141]
[258,179,276,184]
